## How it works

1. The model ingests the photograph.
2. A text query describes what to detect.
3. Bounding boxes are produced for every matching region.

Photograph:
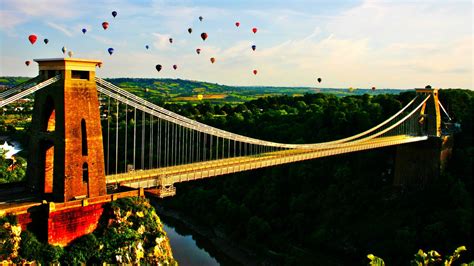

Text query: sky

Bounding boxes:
[0,0,472,89]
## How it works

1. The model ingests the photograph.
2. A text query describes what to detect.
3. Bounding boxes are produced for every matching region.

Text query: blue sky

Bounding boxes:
[0,0,472,89]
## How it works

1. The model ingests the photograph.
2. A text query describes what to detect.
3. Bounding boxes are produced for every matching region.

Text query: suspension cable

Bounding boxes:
[438,100,452,121]
[115,100,119,174]
[124,104,128,172]
[133,107,137,170]
[107,97,111,175]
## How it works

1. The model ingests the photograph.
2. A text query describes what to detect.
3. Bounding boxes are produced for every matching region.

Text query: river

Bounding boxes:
[162,221,220,265]
[160,215,238,266]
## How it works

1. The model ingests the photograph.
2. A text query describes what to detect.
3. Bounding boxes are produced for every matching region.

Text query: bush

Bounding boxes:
[18,231,42,261]
[62,234,100,264]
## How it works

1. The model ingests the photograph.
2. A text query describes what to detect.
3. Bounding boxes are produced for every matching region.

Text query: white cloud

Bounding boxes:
[152,33,173,50]
[0,10,27,31]
[3,0,77,18]
[46,22,73,37]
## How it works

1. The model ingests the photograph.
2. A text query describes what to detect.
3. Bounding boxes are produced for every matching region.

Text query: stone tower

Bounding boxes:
[26,58,106,202]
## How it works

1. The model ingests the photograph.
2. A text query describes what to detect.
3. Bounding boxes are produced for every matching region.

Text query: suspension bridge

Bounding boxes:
[0,58,453,245]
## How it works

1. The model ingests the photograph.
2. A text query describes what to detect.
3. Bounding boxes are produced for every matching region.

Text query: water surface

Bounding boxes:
[162,221,220,266]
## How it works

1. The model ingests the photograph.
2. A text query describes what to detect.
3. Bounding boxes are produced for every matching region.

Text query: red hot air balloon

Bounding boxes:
[252,27,258,34]
[196,48,201,54]
[173,64,178,70]
[28,35,37,44]
[253,69,258,75]
[210,57,216,64]
[102,22,109,30]
[200,32,208,41]
[25,61,31,66]
[372,86,376,91]
[235,22,240,27]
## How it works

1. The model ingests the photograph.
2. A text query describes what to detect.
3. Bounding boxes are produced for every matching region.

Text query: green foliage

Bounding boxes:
[369,246,472,266]
[18,231,43,261]
[162,89,473,265]
[368,254,386,266]
[0,150,26,184]
[1,75,472,264]
[42,245,64,264]
[62,234,100,264]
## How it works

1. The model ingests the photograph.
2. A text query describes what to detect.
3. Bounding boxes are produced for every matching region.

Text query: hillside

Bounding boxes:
[1,77,404,104]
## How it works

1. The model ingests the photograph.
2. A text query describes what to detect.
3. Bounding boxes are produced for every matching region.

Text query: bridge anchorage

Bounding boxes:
[0,58,453,245]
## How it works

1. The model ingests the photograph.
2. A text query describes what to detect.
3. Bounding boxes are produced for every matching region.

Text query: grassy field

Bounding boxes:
[1,76,407,105]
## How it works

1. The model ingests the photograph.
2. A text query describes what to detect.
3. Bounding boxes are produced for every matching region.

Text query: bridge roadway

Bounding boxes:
[107,135,428,189]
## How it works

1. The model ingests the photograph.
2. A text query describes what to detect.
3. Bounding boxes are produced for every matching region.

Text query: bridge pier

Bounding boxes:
[393,135,453,187]
[17,58,112,246]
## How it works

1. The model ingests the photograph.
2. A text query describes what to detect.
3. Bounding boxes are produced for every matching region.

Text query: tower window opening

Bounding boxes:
[81,119,88,155]
[82,163,89,183]
[71,70,89,80]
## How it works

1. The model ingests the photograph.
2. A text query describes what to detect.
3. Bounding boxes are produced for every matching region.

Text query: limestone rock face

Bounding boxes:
[0,197,177,265]
[99,197,177,265]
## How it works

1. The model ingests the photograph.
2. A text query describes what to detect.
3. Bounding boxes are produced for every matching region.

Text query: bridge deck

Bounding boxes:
[107,135,427,189]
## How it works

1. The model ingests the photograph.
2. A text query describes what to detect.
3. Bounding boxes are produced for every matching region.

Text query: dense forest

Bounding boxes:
[0,77,472,265]
[157,89,473,265]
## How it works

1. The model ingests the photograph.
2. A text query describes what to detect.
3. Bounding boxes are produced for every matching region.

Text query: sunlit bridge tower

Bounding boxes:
[394,87,451,187]
[26,58,106,202]
[415,87,442,137]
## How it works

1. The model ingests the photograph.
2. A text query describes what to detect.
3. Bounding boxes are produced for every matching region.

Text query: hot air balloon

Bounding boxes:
[173,65,178,70]
[97,62,102,68]
[25,61,31,66]
[188,28,192,34]
[108,47,114,55]
[371,86,376,91]
[317,78,322,83]
[145,45,149,49]
[156,64,162,72]
[112,11,117,17]
[201,32,208,41]
[102,22,109,30]
[196,48,201,54]
[199,16,203,21]
[252,27,258,34]
[253,69,258,75]
[68,51,73,58]
[169,38,173,43]
[28,35,37,44]
[210,57,216,64]
[43,38,49,44]
[251,45,256,51]
[62,46,67,54]
[235,22,240,27]
[82,28,87,34]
